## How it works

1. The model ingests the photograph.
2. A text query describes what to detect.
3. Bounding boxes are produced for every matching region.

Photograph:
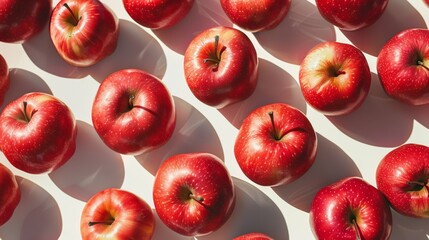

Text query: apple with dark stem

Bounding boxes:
[0,54,10,106]
[376,143,429,218]
[220,0,291,32]
[299,41,371,116]
[0,162,20,226]
[153,153,235,236]
[0,92,77,174]
[50,0,119,67]
[184,26,258,109]
[122,0,195,29]
[315,0,389,31]
[233,232,274,240]
[92,69,176,155]
[377,28,429,105]
[234,103,317,187]
[0,0,51,43]
[80,188,155,240]
[310,177,392,240]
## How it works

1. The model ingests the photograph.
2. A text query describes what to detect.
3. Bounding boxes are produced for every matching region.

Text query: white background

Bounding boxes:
[0,0,429,239]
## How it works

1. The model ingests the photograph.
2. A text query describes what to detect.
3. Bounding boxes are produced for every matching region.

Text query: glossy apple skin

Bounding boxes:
[184,26,258,109]
[233,232,274,240]
[377,28,429,105]
[50,0,119,67]
[80,188,155,240]
[153,153,236,236]
[376,143,429,218]
[234,103,317,187]
[0,163,20,226]
[92,69,176,155]
[299,41,371,116]
[315,0,389,31]
[0,54,10,106]
[0,0,51,43]
[310,177,392,240]
[0,92,77,174]
[123,0,194,29]
[220,0,291,32]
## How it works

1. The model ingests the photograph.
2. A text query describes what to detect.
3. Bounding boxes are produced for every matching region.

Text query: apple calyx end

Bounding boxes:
[63,3,81,26]
[88,220,114,227]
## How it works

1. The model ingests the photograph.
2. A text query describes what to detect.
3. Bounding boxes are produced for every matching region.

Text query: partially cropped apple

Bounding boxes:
[0,0,51,43]
[310,177,392,240]
[220,0,291,32]
[377,28,429,105]
[299,41,371,116]
[376,143,429,218]
[233,232,274,240]
[80,188,155,240]
[123,0,195,29]
[0,92,77,174]
[0,163,20,226]
[184,26,258,109]
[234,103,317,187]
[315,0,389,31]
[0,54,10,106]
[92,69,176,155]
[153,153,235,236]
[50,0,119,67]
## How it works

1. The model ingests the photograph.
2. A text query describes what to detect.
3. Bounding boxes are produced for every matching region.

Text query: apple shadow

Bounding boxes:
[273,133,362,212]
[218,58,306,129]
[327,73,413,147]
[49,120,125,202]
[0,176,62,240]
[0,68,52,111]
[390,210,429,240]
[198,177,288,240]
[342,0,427,56]
[410,104,429,130]
[254,0,336,65]
[152,0,233,55]
[22,19,167,81]
[136,96,224,176]
[90,19,167,82]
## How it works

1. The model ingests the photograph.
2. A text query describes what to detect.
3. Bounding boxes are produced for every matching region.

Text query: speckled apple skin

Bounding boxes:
[310,177,392,240]
[0,54,10,106]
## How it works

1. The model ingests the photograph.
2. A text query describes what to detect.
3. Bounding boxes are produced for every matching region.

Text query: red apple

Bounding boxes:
[315,0,389,31]
[310,177,392,240]
[153,153,235,236]
[377,28,429,105]
[220,0,291,32]
[299,41,371,116]
[234,103,317,187]
[376,143,429,218]
[91,69,176,155]
[233,232,273,240]
[0,54,10,106]
[0,92,77,174]
[50,0,119,67]
[0,0,51,43]
[0,163,20,226]
[184,26,258,109]
[122,0,194,29]
[80,188,155,240]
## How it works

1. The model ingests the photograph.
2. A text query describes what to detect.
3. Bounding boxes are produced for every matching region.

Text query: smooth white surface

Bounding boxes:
[0,0,429,239]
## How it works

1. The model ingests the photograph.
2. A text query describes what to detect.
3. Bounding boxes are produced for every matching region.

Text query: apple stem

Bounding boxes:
[407,180,426,186]
[203,35,221,65]
[22,101,29,122]
[417,60,429,71]
[63,3,81,26]
[129,95,135,109]
[189,193,204,203]
[88,220,114,226]
[337,70,346,75]
[352,219,362,240]
[268,111,280,140]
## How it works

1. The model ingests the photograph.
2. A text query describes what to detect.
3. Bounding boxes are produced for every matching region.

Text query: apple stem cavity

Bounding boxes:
[88,220,114,226]
[203,35,225,68]
[63,3,81,26]
[189,193,204,203]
